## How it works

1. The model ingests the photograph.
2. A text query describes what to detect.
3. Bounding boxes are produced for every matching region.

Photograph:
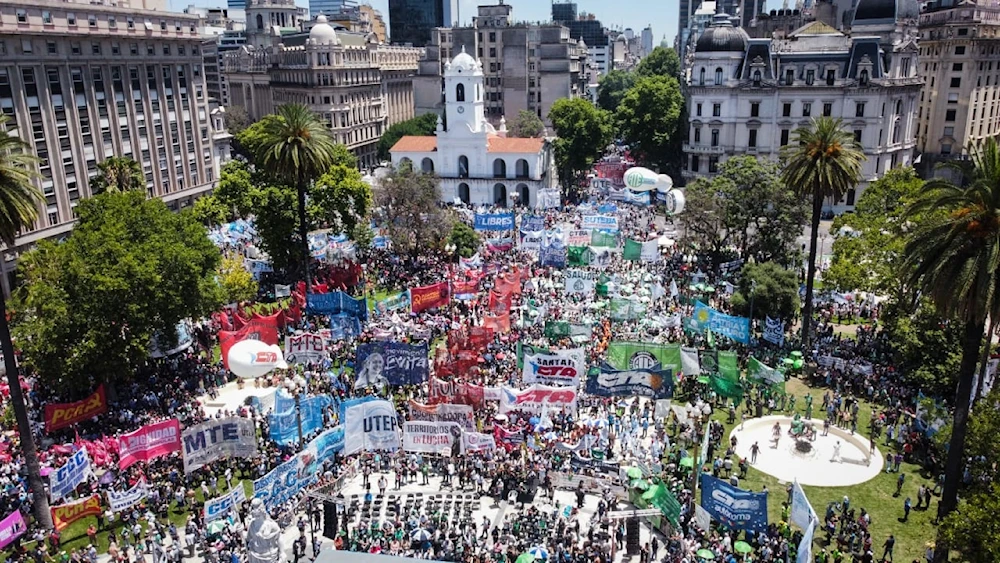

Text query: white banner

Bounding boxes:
[402,421,461,454]
[654,399,672,419]
[500,384,578,415]
[681,347,701,376]
[408,402,474,431]
[461,432,497,454]
[764,316,785,346]
[181,417,258,474]
[49,447,93,501]
[107,478,148,513]
[204,484,248,522]
[550,472,627,500]
[285,333,326,364]
[522,348,586,386]
[520,230,543,252]
[344,400,400,455]
[538,188,560,209]
[640,239,659,262]
[581,215,618,231]
[563,269,596,297]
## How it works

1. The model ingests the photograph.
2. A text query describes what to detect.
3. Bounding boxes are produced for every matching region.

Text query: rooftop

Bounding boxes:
[391,135,546,154]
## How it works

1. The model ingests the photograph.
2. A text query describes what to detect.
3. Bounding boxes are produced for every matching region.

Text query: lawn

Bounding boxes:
[698,377,936,563]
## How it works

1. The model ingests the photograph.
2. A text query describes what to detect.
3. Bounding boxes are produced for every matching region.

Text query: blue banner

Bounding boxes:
[254,454,318,509]
[597,203,618,214]
[623,190,651,207]
[307,291,368,321]
[337,395,378,423]
[474,212,515,231]
[355,342,429,387]
[693,301,751,344]
[540,233,566,268]
[587,366,674,399]
[328,314,361,341]
[373,236,389,249]
[268,391,332,446]
[520,214,544,232]
[700,474,769,532]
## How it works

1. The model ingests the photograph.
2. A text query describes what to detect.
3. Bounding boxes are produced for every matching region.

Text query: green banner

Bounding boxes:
[648,484,682,527]
[567,246,591,266]
[711,374,744,400]
[610,298,647,321]
[606,342,682,371]
[719,350,740,382]
[748,356,784,385]
[544,320,592,341]
[591,230,617,248]
[623,239,642,261]
[516,342,551,369]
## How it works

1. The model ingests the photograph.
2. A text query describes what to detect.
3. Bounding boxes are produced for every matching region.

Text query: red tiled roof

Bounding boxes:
[487,135,545,153]
[391,136,437,152]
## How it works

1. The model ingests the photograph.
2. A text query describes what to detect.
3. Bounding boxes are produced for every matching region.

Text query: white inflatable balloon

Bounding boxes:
[228,340,288,378]
[624,167,674,192]
[665,189,686,215]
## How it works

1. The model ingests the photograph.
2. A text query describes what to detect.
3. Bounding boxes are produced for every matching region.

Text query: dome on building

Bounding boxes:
[309,15,338,44]
[695,13,749,53]
[446,46,480,74]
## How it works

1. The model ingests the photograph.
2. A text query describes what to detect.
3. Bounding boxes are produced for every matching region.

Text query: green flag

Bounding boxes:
[623,239,642,261]
[516,342,551,369]
[567,246,590,266]
[748,356,784,385]
[648,484,682,527]
[606,342,682,371]
[711,374,744,400]
[591,230,617,247]
[719,351,740,382]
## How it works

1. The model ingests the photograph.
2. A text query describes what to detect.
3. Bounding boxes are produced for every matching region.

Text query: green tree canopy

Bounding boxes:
[13,191,222,391]
[548,98,613,195]
[447,221,480,258]
[377,113,439,161]
[233,114,283,161]
[225,105,251,136]
[91,156,144,195]
[879,297,963,399]
[729,261,800,321]
[636,46,681,77]
[374,163,451,256]
[218,255,259,304]
[508,110,545,138]
[615,75,684,175]
[939,481,1000,563]
[596,70,637,113]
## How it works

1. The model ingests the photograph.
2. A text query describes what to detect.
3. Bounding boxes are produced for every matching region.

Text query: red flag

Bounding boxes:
[484,312,510,333]
[218,313,282,370]
[410,282,451,313]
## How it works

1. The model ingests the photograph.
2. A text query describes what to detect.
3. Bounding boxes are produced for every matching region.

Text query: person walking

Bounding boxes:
[881,535,894,562]
[831,441,842,463]
[903,497,912,522]
[750,442,761,464]
[895,473,906,496]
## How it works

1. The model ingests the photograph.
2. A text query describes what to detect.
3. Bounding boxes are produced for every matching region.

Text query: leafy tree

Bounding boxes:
[681,157,806,269]
[376,113,439,162]
[508,110,545,138]
[901,137,1000,562]
[233,114,283,161]
[636,46,681,77]
[597,70,636,113]
[730,262,800,321]
[781,117,864,349]
[548,98,613,196]
[90,156,144,194]
[0,114,51,528]
[13,191,222,393]
[218,256,258,303]
[939,482,1000,563]
[447,221,480,258]
[615,75,684,175]
[191,194,229,226]
[225,105,251,136]
[879,298,963,399]
[373,163,452,256]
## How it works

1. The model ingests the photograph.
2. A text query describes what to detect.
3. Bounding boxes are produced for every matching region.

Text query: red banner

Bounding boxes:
[44,385,108,432]
[494,273,521,296]
[455,382,485,407]
[410,282,450,313]
[452,280,478,299]
[51,494,102,531]
[218,312,282,370]
[117,418,181,469]
[428,376,455,404]
[483,312,511,334]
[488,290,512,314]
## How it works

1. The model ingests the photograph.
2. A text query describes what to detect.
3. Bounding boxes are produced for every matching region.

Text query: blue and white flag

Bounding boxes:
[328,314,362,341]
[699,475,769,533]
[521,214,545,232]
[474,212,515,231]
[693,301,750,344]
[50,447,93,501]
[307,291,368,321]
[763,316,785,346]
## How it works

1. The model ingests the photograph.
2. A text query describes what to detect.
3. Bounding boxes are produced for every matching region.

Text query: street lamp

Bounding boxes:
[283,374,307,445]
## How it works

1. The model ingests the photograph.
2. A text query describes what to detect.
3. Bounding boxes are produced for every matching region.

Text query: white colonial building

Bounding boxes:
[683,0,921,212]
[390,49,558,208]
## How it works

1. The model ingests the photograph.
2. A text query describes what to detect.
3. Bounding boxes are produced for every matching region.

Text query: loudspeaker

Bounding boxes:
[625,518,640,556]
[323,501,337,539]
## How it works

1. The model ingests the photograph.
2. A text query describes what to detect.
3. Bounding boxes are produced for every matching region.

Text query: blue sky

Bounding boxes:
[169,0,680,48]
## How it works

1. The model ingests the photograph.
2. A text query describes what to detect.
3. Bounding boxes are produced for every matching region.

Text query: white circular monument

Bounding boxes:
[730,415,884,487]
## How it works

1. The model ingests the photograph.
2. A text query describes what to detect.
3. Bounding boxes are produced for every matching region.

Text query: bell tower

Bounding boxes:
[443,47,486,135]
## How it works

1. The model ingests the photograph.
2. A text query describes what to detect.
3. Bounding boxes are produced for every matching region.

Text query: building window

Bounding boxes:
[806,69,814,85]
[709,157,719,173]
[715,67,723,85]
[802,103,811,117]
[780,129,790,146]
[489,32,496,42]
[712,103,721,117]
[699,68,705,85]
[67,13,76,25]
[92,43,101,55]
[944,126,955,136]
[489,48,496,57]
[127,16,134,29]
[958,28,968,36]
[160,20,167,30]
[941,143,952,155]
[493,158,506,178]
[946,109,957,121]
[782,102,791,117]
[16,9,26,23]
[750,102,760,117]
[71,42,81,55]
[955,46,966,55]
[109,16,116,28]
[42,10,51,24]
[711,129,719,147]
[456,83,465,102]
[130,43,139,55]
[823,103,832,117]
[953,63,963,72]
[859,69,869,86]
[696,103,702,117]
[88,14,97,27]
[694,128,701,143]
[785,68,794,85]
[846,189,856,206]
[826,69,835,85]
[855,102,865,117]
[753,70,761,86]
[458,155,469,178]
[47,41,57,55]
[948,93,959,103]
[748,129,757,148]
[950,77,961,88]
[854,129,862,143]
[690,155,700,172]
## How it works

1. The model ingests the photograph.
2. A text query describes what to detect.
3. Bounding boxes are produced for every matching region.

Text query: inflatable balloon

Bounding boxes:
[228,340,288,379]
[665,189,686,215]
[624,167,673,192]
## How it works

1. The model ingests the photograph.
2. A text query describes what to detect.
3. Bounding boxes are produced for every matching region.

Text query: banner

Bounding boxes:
[581,215,619,232]
[306,292,368,321]
[452,280,479,300]
[253,452,317,510]
[694,301,751,344]
[285,333,326,364]
[0,510,26,549]
[500,384,578,415]
[343,400,401,455]
[181,417,257,473]
[791,480,817,530]
[764,316,785,346]
[587,367,674,399]
[409,282,450,313]
[564,269,596,296]
[269,394,331,446]
[606,342,682,372]
[474,212,515,231]
[591,230,616,247]
[537,188,560,209]
[51,494,101,531]
[328,314,362,341]
[483,312,511,333]
[461,432,497,454]
[50,447,93,501]
[540,236,566,268]
[681,347,701,375]
[204,484,248,522]
[610,298,647,321]
[641,239,659,262]
[521,215,544,232]
[218,313,282,370]
[567,230,591,246]
[107,478,148,513]
[699,474,768,532]
[408,401,474,430]
[798,520,816,563]
[402,421,461,454]
[44,385,108,432]
[374,291,411,315]
[748,357,784,385]
[519,230,543,253]
[719,351,740,382]
[355,341,429,387]
[543,321,592,341]
[117,419,181,469]
[522,348,586,386]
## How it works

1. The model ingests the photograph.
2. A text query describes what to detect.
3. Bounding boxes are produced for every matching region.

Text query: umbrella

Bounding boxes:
[733,541,753,554]
[696,549,716,560]
[516,555,535,563]
[529,416,541,426]
[207,521,227,535]
[411,529,433,542]
[527,546,549,559]
[697,376,711,384]
[630,479,650,490]
[626,466,643,479]
[679,457,695,468]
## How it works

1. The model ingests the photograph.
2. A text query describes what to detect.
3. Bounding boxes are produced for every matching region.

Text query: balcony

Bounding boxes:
[682,144,725,155]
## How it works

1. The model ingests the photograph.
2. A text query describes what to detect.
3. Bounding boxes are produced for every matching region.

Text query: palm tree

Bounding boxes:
[254,104,338,288]
[780,117,864,349]
[0,115,51,528]
[902,137,1000,563]
[90,156,144,194]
